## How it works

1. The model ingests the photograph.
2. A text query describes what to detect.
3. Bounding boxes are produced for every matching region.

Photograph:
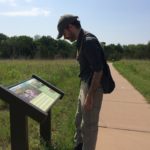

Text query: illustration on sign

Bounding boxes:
[9,78,61,112]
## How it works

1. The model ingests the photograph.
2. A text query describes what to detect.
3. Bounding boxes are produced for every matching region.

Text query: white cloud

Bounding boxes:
[0,0,17,6]
[24,0,33,3]
[0,7,50,17]
[0,0,33,6]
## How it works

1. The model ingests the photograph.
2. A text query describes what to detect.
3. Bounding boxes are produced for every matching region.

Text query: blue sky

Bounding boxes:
[0,0,150,45]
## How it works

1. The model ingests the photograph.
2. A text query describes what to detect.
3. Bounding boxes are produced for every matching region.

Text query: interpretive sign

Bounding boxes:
[0,75,64,150]
[9,78,61,112]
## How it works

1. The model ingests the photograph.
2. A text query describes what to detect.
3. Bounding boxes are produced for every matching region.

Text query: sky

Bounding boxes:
[0,0,150,45]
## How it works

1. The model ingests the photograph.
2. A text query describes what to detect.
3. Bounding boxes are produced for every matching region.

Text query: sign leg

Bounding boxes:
[10,103,29,150]
[40,110,51,146]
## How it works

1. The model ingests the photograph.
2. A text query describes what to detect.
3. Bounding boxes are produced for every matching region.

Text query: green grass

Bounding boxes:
[1,59,150,149]
[0,59,80,150]
[113,60,150,103]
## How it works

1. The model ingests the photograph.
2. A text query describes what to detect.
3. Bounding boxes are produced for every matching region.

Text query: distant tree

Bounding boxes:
[0,37,18,58]
[56,40,75,58]
[0,33,9,57]
[146,41,150,58]
[16,36,36,58]
[35,36,57,59]
[135,44,147,59]
[0,36,36,59]
[104,44,123,61]
[0,33,8,42]
[34,35,41,41]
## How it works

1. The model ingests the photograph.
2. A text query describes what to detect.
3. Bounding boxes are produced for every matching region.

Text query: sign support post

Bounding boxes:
[40,110,51,146]
[10,103,29,150]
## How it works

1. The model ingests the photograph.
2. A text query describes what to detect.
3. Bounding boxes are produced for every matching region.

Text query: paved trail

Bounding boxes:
[96,63,150,150]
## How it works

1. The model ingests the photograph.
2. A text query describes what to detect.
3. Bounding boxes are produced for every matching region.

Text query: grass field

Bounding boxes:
[0,59,150,149]
[113,60,150,103]
[0,60,80,150]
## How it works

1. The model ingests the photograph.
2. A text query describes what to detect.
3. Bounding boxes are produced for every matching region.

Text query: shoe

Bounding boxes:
[74,143,83,150]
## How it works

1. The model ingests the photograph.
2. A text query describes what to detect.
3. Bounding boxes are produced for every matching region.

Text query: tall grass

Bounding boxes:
[114,60,150,103]
[0,59,80,149]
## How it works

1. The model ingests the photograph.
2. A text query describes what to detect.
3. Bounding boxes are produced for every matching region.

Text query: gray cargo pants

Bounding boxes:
[74,81,103,150]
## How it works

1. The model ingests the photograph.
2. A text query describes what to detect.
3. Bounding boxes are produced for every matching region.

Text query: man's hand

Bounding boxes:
[84,93,94,111]
[84,70,103,111]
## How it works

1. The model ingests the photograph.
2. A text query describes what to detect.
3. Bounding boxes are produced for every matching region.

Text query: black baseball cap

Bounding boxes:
[57,14,78,39]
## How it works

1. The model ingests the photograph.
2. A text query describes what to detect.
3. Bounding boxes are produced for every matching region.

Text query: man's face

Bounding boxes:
[63,25,76,42]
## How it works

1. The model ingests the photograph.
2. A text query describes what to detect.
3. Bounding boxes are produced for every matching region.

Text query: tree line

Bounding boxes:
[103,42,150,61]
[0,33,76,59]
[0,33,150,60]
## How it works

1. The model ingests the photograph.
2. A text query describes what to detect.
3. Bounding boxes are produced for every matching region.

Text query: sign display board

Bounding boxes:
[9,78,61,112]
[0,75,64,150]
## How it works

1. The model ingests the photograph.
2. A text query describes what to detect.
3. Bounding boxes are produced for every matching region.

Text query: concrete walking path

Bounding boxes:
[96,63,150,150]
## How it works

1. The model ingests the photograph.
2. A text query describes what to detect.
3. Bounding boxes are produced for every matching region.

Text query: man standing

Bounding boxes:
[57,14,104,150]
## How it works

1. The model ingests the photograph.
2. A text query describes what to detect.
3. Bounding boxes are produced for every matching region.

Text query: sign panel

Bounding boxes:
[9,78,61,112]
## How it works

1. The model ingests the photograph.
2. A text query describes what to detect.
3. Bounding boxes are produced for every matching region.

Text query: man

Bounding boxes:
[57,14,104,150]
